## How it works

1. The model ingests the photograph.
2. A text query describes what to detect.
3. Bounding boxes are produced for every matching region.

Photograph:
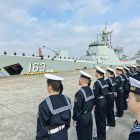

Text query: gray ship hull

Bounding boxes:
[0,54,136,76]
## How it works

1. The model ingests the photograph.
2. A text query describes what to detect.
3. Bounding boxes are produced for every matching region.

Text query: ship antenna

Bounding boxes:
[105,22,107,30]
[110,34,111,45]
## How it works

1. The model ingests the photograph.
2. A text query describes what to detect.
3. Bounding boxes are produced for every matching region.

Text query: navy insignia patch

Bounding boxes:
[93,86,96,89]
[37,111,40,118]
[75,97,78,102]
[130,86,136,91]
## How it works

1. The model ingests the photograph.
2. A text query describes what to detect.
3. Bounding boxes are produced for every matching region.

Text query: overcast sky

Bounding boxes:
[0,0,140,58]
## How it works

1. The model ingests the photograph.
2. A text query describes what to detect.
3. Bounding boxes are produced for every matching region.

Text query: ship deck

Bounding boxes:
[0,68,135,140]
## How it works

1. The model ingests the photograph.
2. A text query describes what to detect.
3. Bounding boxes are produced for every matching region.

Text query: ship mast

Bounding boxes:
[96,23,113,45]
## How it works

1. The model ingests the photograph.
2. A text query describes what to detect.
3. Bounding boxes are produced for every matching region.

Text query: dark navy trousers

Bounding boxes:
[76,112,93,140]
[106,94,115,126]
[115,89,124,117]
[94,98,107,139]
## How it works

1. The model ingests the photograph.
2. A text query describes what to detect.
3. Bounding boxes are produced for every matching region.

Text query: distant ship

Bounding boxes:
[0,23,136,76]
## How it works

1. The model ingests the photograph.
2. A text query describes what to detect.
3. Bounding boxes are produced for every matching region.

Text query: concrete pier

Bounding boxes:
[0,68,136,140]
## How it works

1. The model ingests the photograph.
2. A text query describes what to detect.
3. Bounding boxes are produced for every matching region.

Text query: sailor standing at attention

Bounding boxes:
[123,66,130,110]
[127,77,140,140]
[36,74,72,140]
[127,66,134,78]
[137,65,140,79]
[93,66,108,140]
[115,67,125,117]
[131,65,139,80]
[72,71,94,140]
[126,65,131,71]
[106,67,116,127]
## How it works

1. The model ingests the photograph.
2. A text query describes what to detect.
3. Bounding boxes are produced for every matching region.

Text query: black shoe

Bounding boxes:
[93,137,106,140]
[106,123,115,127]
[115,114,123,117]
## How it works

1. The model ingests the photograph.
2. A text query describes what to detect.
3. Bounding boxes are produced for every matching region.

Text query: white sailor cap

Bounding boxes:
[137,65,140,68]
[96,66,106,75]
[116,67,123,70]
[132,65,137,68]
[44,74,64,83]
[106,67,115,73]
[130,77,140,95]
[126,65,132,68]
[124,66,129,71]
[80,70,93,79]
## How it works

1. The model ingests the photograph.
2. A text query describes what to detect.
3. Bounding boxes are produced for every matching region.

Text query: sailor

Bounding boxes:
[126,65,132,70]
[123,66,130,110]
[106,67,116,127]
[127,66,133,77]
[127,77,140,140]
[131,65,139,80]
[126,65,131,70]
[136,65,140,79]
[115,67,125,117]
[93,66,108,140]
[72,70,94,140]
[36,74,72,140]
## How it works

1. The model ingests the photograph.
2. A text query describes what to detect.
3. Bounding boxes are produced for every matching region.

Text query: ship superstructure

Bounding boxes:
[81,24,135,65]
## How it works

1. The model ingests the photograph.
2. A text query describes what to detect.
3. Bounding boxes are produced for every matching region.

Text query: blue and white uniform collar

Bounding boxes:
[131,121,140,134]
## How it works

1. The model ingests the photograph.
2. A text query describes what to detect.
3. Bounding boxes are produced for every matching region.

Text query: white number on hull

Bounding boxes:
[33,63,39,72]
[29,63,32,73]
[29,63,46,72]
[40,63,46,72]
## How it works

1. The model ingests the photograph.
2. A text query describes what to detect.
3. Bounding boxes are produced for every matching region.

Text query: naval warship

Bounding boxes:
[0,24,136,76]
[134,49,140,64]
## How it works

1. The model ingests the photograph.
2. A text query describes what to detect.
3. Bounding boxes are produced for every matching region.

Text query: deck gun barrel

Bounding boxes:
[43,46,59,55]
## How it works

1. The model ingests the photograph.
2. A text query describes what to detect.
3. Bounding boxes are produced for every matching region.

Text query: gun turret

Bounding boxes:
[43,46,60,55]
[43,46,69,59]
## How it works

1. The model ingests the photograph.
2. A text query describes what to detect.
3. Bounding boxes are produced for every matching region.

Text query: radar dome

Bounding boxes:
[102,29,107,34]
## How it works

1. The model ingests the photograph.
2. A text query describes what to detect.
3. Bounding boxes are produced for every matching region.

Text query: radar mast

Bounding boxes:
[96,23,113,45]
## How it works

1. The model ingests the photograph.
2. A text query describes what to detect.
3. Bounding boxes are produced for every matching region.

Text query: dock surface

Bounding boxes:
[0,68,136,140]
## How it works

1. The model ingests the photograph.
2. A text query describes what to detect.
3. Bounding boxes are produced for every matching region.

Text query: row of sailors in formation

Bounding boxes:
[36,65,140,140]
